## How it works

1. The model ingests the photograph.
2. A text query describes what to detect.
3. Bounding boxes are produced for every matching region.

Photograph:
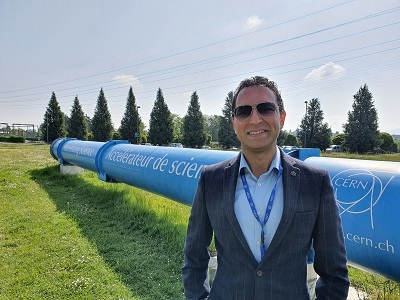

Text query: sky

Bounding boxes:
[1,0,400,135]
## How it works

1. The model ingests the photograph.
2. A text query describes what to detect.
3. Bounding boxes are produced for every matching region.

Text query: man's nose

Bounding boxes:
[248,107,263,124]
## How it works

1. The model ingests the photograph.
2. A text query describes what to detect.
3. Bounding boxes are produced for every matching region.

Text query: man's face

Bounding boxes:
[232,85,286,154]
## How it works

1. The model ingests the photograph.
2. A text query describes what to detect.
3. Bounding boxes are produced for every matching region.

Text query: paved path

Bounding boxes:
[348,286,368,300]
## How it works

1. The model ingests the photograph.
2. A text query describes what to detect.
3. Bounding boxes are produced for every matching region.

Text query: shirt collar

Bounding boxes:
[239,147,281,178]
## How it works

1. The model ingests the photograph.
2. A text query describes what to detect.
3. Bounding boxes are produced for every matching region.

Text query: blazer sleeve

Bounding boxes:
[182,168,214,300]
[313,169,350,299]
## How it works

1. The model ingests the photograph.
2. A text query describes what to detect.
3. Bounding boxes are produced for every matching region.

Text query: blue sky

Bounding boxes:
[1,0,399,134]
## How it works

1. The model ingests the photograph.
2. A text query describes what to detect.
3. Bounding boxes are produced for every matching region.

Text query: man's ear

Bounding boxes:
[280,111,286,129]
[231,118,237,134]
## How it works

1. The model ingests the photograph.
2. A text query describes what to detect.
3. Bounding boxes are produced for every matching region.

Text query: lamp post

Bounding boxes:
[304,101,308,148]
[136,106,141,144]
[46,108,52,144]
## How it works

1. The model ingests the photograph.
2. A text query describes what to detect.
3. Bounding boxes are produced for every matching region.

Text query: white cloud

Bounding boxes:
[245,15,264,30]
[304,62,346,81]
[113,75,143,89]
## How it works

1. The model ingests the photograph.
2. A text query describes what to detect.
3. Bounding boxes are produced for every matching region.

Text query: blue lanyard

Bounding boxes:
[240,164,283,260]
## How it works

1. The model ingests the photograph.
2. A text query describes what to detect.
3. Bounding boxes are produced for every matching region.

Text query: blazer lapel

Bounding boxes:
[263,150,301,261]
[223,155,258,264]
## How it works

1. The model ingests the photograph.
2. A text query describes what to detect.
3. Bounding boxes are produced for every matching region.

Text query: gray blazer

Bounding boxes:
[182,149,349,300]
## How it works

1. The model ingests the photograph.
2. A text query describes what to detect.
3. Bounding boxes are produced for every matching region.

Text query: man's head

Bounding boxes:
[232,76,285,116]
[231,76,286,155]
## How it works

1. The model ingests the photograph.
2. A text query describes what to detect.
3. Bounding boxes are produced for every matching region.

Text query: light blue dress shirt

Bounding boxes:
[234,148,284,263]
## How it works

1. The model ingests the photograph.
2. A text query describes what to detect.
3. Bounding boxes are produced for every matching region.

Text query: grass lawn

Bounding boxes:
[1,142,399,299]
[0,142,190,299]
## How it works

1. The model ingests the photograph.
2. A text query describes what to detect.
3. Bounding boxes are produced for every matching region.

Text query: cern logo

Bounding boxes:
[331,169,395,229]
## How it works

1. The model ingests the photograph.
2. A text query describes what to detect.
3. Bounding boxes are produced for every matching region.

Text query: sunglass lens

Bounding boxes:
[235,106,252,120]
[257,103,277,117]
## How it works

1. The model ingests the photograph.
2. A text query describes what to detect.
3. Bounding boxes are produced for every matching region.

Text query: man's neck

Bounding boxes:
[242,146,277,179]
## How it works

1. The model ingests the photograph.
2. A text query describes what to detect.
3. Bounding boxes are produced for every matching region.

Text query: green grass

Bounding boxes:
[1,143,399,299]
[349,266,400,300]
[0,143,190,299]
[322,151,400,162]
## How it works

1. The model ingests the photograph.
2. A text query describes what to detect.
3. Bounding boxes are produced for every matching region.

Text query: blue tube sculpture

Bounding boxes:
[50,138,400,282]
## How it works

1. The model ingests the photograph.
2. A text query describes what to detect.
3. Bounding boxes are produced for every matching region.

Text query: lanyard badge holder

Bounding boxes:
[240,164,283,259]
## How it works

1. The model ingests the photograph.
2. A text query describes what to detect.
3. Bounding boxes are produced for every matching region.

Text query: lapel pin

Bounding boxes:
[290,171,296,177]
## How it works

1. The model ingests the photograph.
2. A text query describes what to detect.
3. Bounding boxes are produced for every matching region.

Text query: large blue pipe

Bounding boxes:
[50,138,400,282]
[305,157,400,283]
[50,138,241,205]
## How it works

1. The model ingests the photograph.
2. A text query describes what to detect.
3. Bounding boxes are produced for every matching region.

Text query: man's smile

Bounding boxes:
[247,129,268,135]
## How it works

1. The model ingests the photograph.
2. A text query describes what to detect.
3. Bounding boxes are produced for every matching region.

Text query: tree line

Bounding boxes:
[42,84,398,154]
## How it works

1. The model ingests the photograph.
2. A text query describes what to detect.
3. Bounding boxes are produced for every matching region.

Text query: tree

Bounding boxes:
[218,91,240,149]
[332,133,347,148]
[205,133,212,146]
[380,132,397,153]
[64,114,70,133]
[112,131,121,140]
[172,114,183,143]
[67,96,88,140]
[183,91,206,148]
[297,98,331,150]
[395,140,400,153]
[204,115,220,143]
[41,92,66,143]
[85,114,92,133]
[277,131,287,146]
[343,85,379,153]
[119,87,142,144]
[278,131,298,146]
[148,88,173,146]
[285,133,298,146]
[91,88,113,142]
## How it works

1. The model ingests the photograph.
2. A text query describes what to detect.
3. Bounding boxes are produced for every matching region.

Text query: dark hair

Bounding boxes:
[232,76,285,116]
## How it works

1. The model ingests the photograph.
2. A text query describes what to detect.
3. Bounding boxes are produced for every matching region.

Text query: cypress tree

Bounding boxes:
[218,91,240,149]
[119,87,141,144]
[182,91,206,148]
[92,88,113,142]
[148,88,173,146]
[343,85,379,153]
[297,98,331,150]
[67,95,88,140]
[41,92,66,143]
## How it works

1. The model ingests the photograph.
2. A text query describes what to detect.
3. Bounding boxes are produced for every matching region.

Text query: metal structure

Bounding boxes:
[13,123,36,138]
[0,123,10,136]
[50,138,400,282]
[0,123,37,138]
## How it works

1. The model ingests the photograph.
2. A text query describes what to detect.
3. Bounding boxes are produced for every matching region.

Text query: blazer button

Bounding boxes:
[256,270,263,277]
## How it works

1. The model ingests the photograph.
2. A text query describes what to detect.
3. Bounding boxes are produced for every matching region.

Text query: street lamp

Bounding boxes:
[46,108,52,144]
[304,101,308,148]
[136,106,141,144]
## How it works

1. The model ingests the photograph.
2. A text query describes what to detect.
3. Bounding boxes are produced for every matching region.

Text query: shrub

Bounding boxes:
[0,136,25,143]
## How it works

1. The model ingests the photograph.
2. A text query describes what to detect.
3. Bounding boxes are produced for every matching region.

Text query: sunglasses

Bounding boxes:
[233,102,278,121]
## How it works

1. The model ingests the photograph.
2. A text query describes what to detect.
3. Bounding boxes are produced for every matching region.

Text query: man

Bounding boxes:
[182,76,349,299]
